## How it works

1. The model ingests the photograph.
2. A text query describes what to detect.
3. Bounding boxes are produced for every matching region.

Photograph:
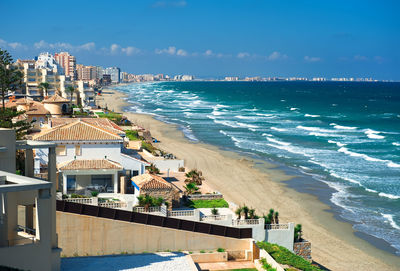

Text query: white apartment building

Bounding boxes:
[103,67,120,83]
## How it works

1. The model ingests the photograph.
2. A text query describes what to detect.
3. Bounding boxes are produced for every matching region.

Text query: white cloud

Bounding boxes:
[304,56,321,62]
[155,46,177,55]
[204,49,213,56]
[176,49,188,56]
[110,44,140,56]
[34,40,96,52]
[237,52,250,59]
[268,51,288,61]
[0,39,27,50]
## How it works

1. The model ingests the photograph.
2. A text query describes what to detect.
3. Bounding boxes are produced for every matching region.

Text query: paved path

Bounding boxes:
[61,252,196,271]
[198,260,256,270]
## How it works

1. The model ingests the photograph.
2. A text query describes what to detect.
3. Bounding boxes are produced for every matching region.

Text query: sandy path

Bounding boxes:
[98,88,400,271]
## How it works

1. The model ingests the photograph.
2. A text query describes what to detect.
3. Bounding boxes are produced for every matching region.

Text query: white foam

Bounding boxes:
[266,143,312,157]
[332,124,358,130]
[255,113,274,117]
[271,127,287,132]
[235,115,256,120]
[387,161,400,168]
[304,114,320,118]
[261,133,273,137]
[328,140,346,147]
[214,104,230,109]
[382,214,400,230]
[393,142,400,146]
[365,188,378,193]
[364,129,385,139]
[236,122,259,129]
[338,147,400,168]
[266,137,291,146]
[154,108,163,112]
[329,171,361,185]
[290,107,299,111]
[219,130,228,136]
[212,110,224,116]
[297,125,332,133]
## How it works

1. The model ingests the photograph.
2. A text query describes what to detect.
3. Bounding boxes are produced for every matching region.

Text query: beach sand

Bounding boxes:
[98,88,400,271]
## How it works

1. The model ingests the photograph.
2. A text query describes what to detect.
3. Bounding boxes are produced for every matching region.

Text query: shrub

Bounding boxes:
[62,194,68,199]
[91,191,99,197]
[71,193,86,198]
[294,224,303,242]
[178,166,185,172]
[211,207,219,215]
[125,130,140,141]
[217,248,225,252]
[186,199,229,208]
[142,141,157,154]
[200,250,205,253]
[260,258,277,271]
[257,242,321,271]
[146,163,160,174]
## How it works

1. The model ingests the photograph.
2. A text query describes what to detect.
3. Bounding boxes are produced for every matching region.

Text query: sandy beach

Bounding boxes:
[98,87,400,271]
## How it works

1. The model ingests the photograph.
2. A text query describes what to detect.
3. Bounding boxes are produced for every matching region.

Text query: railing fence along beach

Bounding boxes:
[56,200,252,239]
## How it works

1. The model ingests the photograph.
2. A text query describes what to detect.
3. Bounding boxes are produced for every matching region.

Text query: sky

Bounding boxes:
[1,0,399,80]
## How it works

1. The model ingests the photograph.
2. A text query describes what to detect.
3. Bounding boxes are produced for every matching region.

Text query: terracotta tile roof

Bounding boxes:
[58,159,122,170]
[131,173,174,190]
[42,94,69,103]
[50,117,124,134]
[32,120,123,142]
[26,102,50,115]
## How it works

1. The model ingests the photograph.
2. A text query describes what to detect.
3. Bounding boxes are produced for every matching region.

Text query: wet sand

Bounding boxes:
[98,87,400,271]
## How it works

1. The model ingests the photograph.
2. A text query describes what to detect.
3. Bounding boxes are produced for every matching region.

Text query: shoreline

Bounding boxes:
[99,86,400,270]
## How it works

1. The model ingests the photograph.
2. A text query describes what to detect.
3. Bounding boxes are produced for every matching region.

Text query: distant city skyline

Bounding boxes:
[1,0,399,80]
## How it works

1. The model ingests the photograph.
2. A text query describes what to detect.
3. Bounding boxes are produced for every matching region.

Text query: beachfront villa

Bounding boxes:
[32,119,149,195]
[131,173,180,209]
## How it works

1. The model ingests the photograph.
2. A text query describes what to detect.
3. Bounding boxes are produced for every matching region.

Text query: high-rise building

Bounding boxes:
[35,52,62,73]
[76,64,97,81]
[54,52,76,79]
[103,67,120,83]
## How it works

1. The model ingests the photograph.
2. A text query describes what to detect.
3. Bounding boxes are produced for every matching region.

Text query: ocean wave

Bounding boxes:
[154,108,163,111]
[214,104,230,109]
[329,171,361,185]
[330,123,358,130]
[256,113,274,117]
[379,193,400,200]
[338,147,400,168]
[213,119,238,128]
[234,115,256,120]
[364,129,385,139]
[212,110,224,116]
[266,137,291,146]
[382,214,400,230]
[290,107,299,111]
[271,127,287,132]
[328,140,346,147]
[267,143,312,157]
[304,114,320,118]
[261,133,273,137]
[236,122,259,129]
[297,125,333,133]
[393,142,400,146]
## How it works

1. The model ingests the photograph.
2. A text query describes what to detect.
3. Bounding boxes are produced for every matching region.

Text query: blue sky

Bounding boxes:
[1,0,399,79]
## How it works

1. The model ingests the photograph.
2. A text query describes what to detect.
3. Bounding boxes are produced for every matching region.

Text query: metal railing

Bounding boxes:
[265,223,289,230]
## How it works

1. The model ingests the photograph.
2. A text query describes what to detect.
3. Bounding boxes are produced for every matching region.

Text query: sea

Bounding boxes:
[115,81,400,255]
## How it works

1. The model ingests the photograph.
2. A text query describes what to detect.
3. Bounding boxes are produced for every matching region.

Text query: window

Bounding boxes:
[75,145,81,156]
[67,176,76,190]
[56,145,66,156]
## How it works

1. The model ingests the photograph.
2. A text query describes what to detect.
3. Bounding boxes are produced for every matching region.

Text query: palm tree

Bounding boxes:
[184,182,199,195]
[137,194,153,211]
[75,88,81,107]
[235,206,243,220]
[242,205,249,219]
[294,224,302,242]
[38,82,50,97]
[211,207,219,215]
[249,208,256,219]
[274,211,279,224]
[66,86,75,108]
[185,169,204,185]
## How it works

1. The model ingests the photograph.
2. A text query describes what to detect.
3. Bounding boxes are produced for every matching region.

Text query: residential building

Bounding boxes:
[76,64,97,81]
[103,67,120,83]
[35,52,62,73]
[131,173,180,209]
[224,76,239,81]
[54,52,76,79]
[32,119,149,195]
[0,128,60,271]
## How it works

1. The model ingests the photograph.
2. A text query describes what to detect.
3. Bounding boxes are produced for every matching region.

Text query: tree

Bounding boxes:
[75,88,82,107]
[137,194,164,211]
[147,163,160,174]
[0,108,32,139]
[249,208,256,219]
[0,49,24,110]
[294,224,303,242]
[185,169,204,185]
[66,86,75,108]
[274,211,279,224]
[242,205,249,219]
[235,206,243,220]
[211,207,219,215]
[184,182,199,195]
[38,82,50,97]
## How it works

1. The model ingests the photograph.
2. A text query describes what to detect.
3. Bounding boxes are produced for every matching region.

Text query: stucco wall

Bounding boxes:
[0,129,16,173]
[149,159,184,172]
[265,223,295,251]
[56,212,252,257]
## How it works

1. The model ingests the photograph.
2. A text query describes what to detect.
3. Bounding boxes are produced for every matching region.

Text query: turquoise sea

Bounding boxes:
[116,81,400,255]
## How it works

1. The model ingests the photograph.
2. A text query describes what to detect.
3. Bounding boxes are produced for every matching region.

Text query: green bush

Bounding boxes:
[257,242,321,271]
[217,248,225,252]
[260,258,277,271]
[185,199,229,208]
[142,141,157,154]
[70,193,87,198]
[91,191,99,197]
[200,250,205,253]
[125,130,140,141]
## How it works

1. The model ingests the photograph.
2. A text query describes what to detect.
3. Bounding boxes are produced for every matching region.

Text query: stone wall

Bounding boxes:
[140,188,179,210]
[293,241,312,261]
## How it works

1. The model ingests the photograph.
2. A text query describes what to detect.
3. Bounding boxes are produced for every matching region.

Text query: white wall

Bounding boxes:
[120,154,146,175]
[149,159,184,172]
[265,223,295,251]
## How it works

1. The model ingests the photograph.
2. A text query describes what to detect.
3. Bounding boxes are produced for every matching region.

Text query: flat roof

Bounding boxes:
[16,140,56,150]
[0,170,51,193]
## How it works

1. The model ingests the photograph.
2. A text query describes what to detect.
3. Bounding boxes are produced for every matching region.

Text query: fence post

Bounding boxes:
[92,197,98,206]
[193,209,200,221]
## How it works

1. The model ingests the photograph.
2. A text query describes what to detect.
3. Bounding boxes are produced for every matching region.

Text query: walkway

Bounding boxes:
[61,252,197,271]
[198,260,256,270]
